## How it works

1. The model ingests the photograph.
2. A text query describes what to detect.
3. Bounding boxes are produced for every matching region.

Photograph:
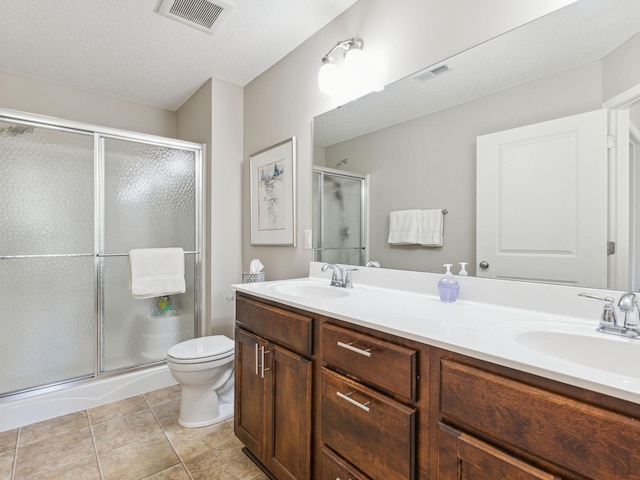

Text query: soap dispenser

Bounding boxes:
[438,264,460,303]
[458,262,468,276]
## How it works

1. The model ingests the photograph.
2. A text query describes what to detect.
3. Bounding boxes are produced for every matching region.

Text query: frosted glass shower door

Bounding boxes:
[0,120,95,395]
[313,169,367,266]
[101,137,198,372]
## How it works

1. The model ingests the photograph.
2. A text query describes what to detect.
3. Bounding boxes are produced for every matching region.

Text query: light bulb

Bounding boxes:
[318,61,339,94]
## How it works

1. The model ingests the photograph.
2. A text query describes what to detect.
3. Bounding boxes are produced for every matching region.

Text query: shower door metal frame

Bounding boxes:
[0,108,204,399]
[313,166,370,266]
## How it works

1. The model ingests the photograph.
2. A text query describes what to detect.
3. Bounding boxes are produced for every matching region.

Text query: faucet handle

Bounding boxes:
[344,268,359,288]
[578,293,617,327]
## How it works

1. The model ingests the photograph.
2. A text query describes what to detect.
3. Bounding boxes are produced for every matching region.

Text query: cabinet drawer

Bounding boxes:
[321,368,416,480]
[236,295,312,356]
[440,359,640,480]
[321,446,371,480]
[322,323,417,400]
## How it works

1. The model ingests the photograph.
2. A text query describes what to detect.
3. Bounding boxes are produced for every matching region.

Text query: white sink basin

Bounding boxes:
[268,282,351,299]
[515,329,640,379]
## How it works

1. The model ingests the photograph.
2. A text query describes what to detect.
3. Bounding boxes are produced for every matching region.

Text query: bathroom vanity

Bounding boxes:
[233,264,640,480]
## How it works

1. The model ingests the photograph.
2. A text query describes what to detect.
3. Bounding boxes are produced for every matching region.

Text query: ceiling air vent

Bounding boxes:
[156,0,235,35]
[412,64,452,83]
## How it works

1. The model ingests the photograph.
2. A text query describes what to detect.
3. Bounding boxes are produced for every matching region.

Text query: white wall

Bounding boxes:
[176,78,243,338]
[0,71,176,137]
[243,0,577,280]
[603,31,640,101]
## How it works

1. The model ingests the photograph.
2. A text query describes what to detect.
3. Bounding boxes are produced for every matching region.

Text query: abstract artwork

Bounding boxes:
[250,137,296,246]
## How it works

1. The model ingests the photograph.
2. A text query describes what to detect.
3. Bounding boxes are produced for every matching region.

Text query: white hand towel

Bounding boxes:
[417,209,444,247]
[129,247,186,299]
[388,210,421,245]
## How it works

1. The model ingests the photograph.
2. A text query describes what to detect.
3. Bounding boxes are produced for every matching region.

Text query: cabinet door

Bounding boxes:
[265,344,313,480]
[234,328,268,460]
[438,423,563,480]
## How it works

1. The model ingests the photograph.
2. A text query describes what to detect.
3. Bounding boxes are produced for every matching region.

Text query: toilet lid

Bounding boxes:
[167,335,234,361]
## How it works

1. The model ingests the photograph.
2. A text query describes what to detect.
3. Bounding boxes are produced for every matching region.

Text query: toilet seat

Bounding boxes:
[167,335,234,364]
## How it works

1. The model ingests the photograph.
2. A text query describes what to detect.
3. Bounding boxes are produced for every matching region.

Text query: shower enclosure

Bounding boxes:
[0,109,203,399]
[313,166,369,265]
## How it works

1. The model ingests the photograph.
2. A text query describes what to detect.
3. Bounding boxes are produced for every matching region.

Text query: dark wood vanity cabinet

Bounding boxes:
[234,294,314,480]
[234,293,640,480]
[434,352,640,480]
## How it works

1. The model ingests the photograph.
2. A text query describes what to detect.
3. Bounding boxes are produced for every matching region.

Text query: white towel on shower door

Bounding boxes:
[129,247,186,299]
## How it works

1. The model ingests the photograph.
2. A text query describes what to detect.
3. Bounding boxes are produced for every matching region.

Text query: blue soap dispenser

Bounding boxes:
[438,264,460,303]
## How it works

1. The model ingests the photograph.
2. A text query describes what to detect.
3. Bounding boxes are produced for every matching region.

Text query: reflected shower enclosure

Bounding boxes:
[313,166,369,266]
[0,110,203,398]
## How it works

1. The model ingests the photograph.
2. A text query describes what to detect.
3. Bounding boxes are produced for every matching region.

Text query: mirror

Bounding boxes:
[313,0,640,289]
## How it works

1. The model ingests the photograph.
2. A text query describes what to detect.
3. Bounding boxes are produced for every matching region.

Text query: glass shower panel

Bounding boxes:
[101,256,195,371]
[318,173,364,265]
[101,138,197,372]
[0,258,95,394]
[103,138,196,253]
[0,121,94,255]
[0,121,95,396]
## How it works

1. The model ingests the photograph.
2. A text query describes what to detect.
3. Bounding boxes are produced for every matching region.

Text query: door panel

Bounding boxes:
[476,109,608,287]
[234,328,267,459]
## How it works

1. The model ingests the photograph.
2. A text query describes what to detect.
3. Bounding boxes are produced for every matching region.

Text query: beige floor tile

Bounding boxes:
[92,409,163,454]
[144,463,191,479]
[0,450,15,479]
[0,429,17,453]
[183,436,263,480]
[13,426,95,479]
[88,394,149,425]
[166,420,235,461]
[151,399,181,432]
[36,456,101,480]
[144,384,181,407]
[99,433,180,480]
[18,411,89,446]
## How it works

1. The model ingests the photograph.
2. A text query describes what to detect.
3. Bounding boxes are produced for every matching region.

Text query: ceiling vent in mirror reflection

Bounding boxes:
[413,64,452,82]
[156,0,235,34]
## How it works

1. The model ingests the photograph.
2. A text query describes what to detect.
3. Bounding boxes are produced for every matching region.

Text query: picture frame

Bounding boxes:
[250,137,297,246]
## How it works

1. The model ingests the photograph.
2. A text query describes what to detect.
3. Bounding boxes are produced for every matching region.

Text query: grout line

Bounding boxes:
[87,408,105,480]
[10,428,20,480]
[143,393,194,480]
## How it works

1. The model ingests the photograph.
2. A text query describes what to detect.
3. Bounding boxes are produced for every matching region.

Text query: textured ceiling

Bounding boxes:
[0,0,358,111]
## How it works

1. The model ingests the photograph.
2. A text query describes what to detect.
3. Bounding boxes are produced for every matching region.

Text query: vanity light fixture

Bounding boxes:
[318,37,381,96]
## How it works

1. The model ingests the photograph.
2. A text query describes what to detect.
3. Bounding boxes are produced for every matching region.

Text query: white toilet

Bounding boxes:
[166,335,235,428]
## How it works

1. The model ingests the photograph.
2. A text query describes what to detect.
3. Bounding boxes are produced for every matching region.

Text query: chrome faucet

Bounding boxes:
[365,260,381,268]
[578,292,640,338]
[321,263,358,288]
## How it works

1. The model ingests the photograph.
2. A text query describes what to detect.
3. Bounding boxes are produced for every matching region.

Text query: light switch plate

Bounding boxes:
[304,230,313,249]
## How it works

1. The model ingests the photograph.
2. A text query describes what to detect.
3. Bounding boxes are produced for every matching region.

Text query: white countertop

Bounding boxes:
[232,263,640,405]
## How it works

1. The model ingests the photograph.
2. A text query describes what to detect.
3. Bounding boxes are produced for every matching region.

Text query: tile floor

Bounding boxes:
[0,385,267,480]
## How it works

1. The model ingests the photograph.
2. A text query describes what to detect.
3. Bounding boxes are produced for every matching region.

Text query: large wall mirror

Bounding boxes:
[313,0,640,290]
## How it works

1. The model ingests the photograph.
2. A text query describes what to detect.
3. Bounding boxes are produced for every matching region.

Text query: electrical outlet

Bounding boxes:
[304,230,313,249]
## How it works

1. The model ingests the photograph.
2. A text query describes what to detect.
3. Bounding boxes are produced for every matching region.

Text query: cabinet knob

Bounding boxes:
[479,261,490,270]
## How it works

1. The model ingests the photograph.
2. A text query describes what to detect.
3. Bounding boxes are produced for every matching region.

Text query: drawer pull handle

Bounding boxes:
[337,341,372,357]
[337,390,371,412]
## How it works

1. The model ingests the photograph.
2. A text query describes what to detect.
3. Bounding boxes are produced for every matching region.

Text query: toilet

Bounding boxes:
[166,335,235,428]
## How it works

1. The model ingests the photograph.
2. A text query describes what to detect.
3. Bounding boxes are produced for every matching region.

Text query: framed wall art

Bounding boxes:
[250,137,297,246]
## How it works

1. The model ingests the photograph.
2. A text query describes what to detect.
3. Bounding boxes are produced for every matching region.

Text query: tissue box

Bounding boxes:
[242,272,265,283]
